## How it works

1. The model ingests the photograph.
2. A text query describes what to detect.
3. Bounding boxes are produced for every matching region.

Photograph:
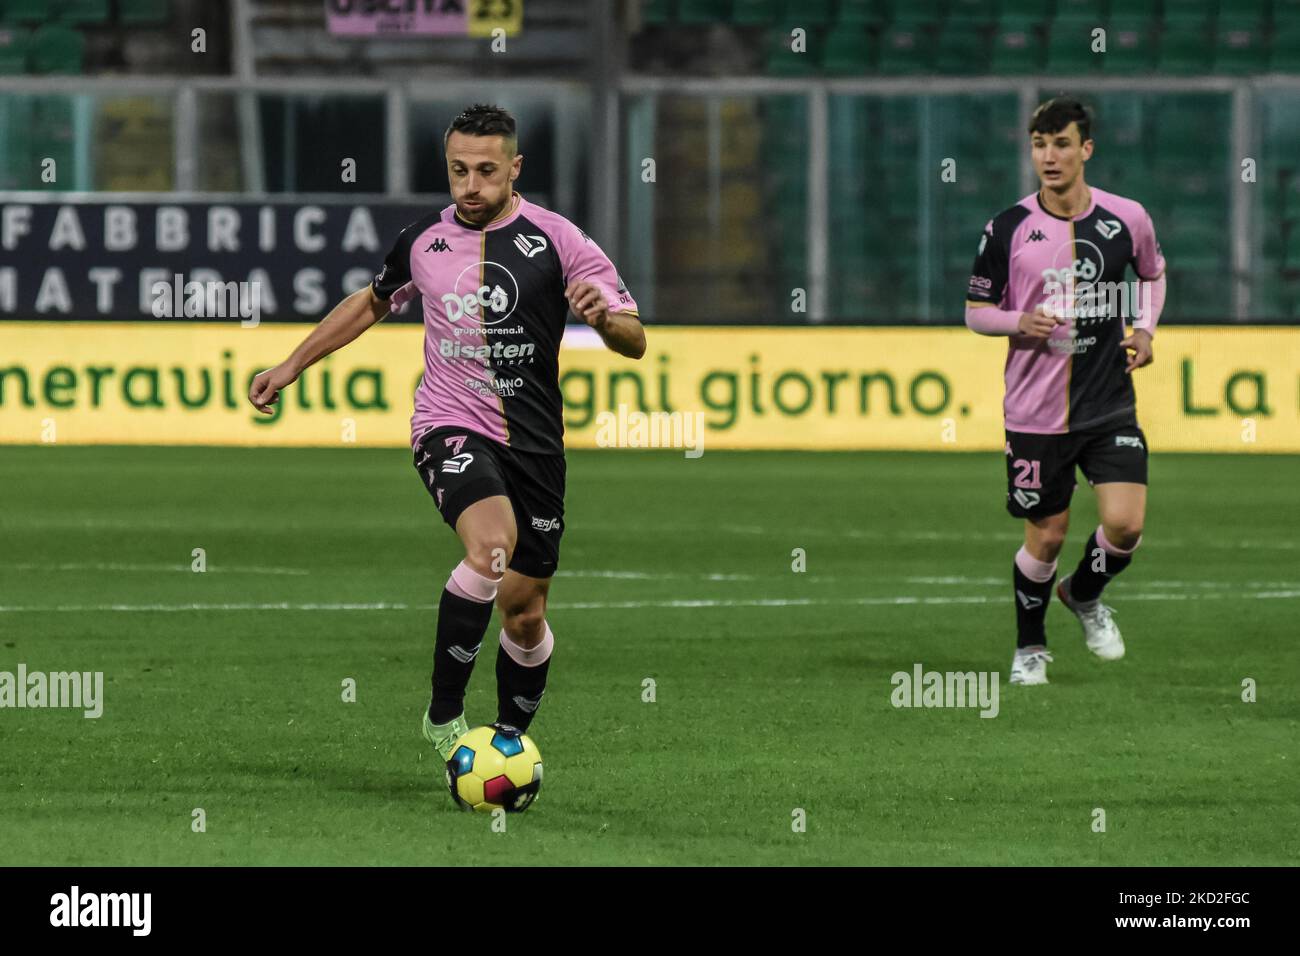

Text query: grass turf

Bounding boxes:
[0,446,1296,865]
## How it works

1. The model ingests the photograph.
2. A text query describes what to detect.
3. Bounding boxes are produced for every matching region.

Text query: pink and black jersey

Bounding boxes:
[968,187,1165,434]
[372,193,639,455]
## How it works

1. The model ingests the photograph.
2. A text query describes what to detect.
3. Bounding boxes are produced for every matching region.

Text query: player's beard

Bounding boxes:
[458,192,512,224]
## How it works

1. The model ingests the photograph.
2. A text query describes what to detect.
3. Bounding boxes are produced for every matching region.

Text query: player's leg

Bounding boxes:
[413,429,515,757]
[1066,482,1145,602]
[1056,423,1149,660]
[493,570,554,732]
[1005,430,1075,684]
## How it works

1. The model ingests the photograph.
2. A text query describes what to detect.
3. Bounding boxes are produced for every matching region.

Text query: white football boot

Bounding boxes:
[1010,646,1054,685]
[1057,574,1125,661]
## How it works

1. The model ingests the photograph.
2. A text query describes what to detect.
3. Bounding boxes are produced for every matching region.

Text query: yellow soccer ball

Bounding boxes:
[445,724,543,813]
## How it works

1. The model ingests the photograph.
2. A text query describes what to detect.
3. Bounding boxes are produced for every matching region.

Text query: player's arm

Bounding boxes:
[248,287,388,415]
[964,213,1060,340]
[966,301,1061,339]
[1120,208,1167,373]
[566,280,645,359]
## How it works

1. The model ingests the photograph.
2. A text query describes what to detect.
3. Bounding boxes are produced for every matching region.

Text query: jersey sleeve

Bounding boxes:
[554,221,639,316]
[371,227,415,302]
[1130,206,1166,280]
[967,217,1010,305]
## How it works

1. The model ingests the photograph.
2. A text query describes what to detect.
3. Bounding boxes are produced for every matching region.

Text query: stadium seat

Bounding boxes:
[878,22,933,73]
[1218,0,1270,18]
[0,27,31,74]
[880,0,943,27]
[60,0,110,25]
[1214,16,1266,74]
[991,17,1043,73]
[731,0,779,25]
[677,0,730,23]
[4,0,56,24]
[1157,21,1214,74]
[821,27,875,74]
[1054,0,1109,18]
[1162,0,1215,22]
[833,0,884,27]
[28,24,84,73]
[1104,17,1156,73]
[1270,26,1300,72]
[1045,16,1102,72]
[999,0,1053,17]
[779,0,833,26]
[935,22,990,74]
[946,0,996,26]
[118,0,171,24]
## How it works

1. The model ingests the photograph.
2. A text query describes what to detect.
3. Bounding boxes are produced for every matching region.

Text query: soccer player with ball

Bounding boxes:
[250,105,645,804]
[965,97,1166,685]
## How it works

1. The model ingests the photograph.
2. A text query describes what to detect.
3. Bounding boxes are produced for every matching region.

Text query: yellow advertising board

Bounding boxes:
[0,322,1295,452]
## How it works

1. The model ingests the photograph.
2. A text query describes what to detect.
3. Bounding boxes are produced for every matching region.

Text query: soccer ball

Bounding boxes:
[446,724,543,813]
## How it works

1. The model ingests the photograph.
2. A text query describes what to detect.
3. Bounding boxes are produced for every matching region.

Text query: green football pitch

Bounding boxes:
[1,445,1296,866]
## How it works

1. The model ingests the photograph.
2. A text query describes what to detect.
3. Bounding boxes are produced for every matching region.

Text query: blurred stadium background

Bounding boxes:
[2,2,1299,866]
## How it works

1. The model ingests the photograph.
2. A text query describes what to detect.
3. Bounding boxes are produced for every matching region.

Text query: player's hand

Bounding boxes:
[1017,305,1064,340]
[565,280,609,331]
[248,363,299,415]
[1120,328,1154,374]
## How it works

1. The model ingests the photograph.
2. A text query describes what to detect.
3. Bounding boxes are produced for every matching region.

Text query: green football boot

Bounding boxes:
[422,709,469,763]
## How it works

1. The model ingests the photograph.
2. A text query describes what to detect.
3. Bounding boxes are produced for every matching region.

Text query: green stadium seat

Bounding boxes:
[677,0,730,22]
[1218,0,1269,18]
[878,22,932,73]
[4,0,56,24]
[779,0,833,26]
[1045,16,1102,72]
[935,21,990,73]
[833,0,884,27]
[821,27,875,74]
[0,27,31,74]
[118,0,171,24]
[1157,21,1213,74]
[766,26,819,75]
[29,24,84,73]
[946,0,995,26]
[1104,17,1156,73]
[881,0,943,27]
[1270,26,1300,71]
[60,0,110,25]
[1162,0,1215,23]
[731,0,779,25]
[991,17,1043,73]
[999,0,1052,17]
[1055,0,1108,19]
[1214,17,1266,74]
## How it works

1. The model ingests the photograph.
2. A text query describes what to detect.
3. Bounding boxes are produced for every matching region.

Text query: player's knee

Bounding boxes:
[501,604,546,645]
[1104,522,1143,550]
[465,535,514,576]
[1029,526,1068,558]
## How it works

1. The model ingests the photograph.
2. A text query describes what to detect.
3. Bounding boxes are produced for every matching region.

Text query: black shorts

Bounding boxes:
[413,427,566,579]
[1004,420,1149,520]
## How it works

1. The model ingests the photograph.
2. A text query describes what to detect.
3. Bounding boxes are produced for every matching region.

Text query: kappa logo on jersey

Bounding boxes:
[513,233,548,258]
[426,238,452,253]
[530,516,561,532]
[1013,489,1041,510]
[1115,435,1145,450]
[1095,219,1123,240]
[1027,229,1047,242]
[440,453,475,474]
[1016,589,1044,610]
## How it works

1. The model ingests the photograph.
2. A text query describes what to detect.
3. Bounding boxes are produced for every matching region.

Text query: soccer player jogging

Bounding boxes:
[965,97,1165,685]
[248,105,645,759]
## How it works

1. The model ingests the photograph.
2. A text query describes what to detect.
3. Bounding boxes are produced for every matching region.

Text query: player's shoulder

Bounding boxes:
[515,196,592,245]
[980,196,1036,243]
[1089,186,1153,229]
[390,207,450,248]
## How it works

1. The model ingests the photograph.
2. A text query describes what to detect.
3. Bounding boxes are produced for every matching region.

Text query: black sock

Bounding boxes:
[1014,558,1056,649]
[1068,528,1135,604]
[495,629,552,733]
[429,586,495,724]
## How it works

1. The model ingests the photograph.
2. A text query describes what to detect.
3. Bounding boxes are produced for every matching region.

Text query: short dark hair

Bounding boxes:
[1028,96,1092,143]
[444,104,517,154]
